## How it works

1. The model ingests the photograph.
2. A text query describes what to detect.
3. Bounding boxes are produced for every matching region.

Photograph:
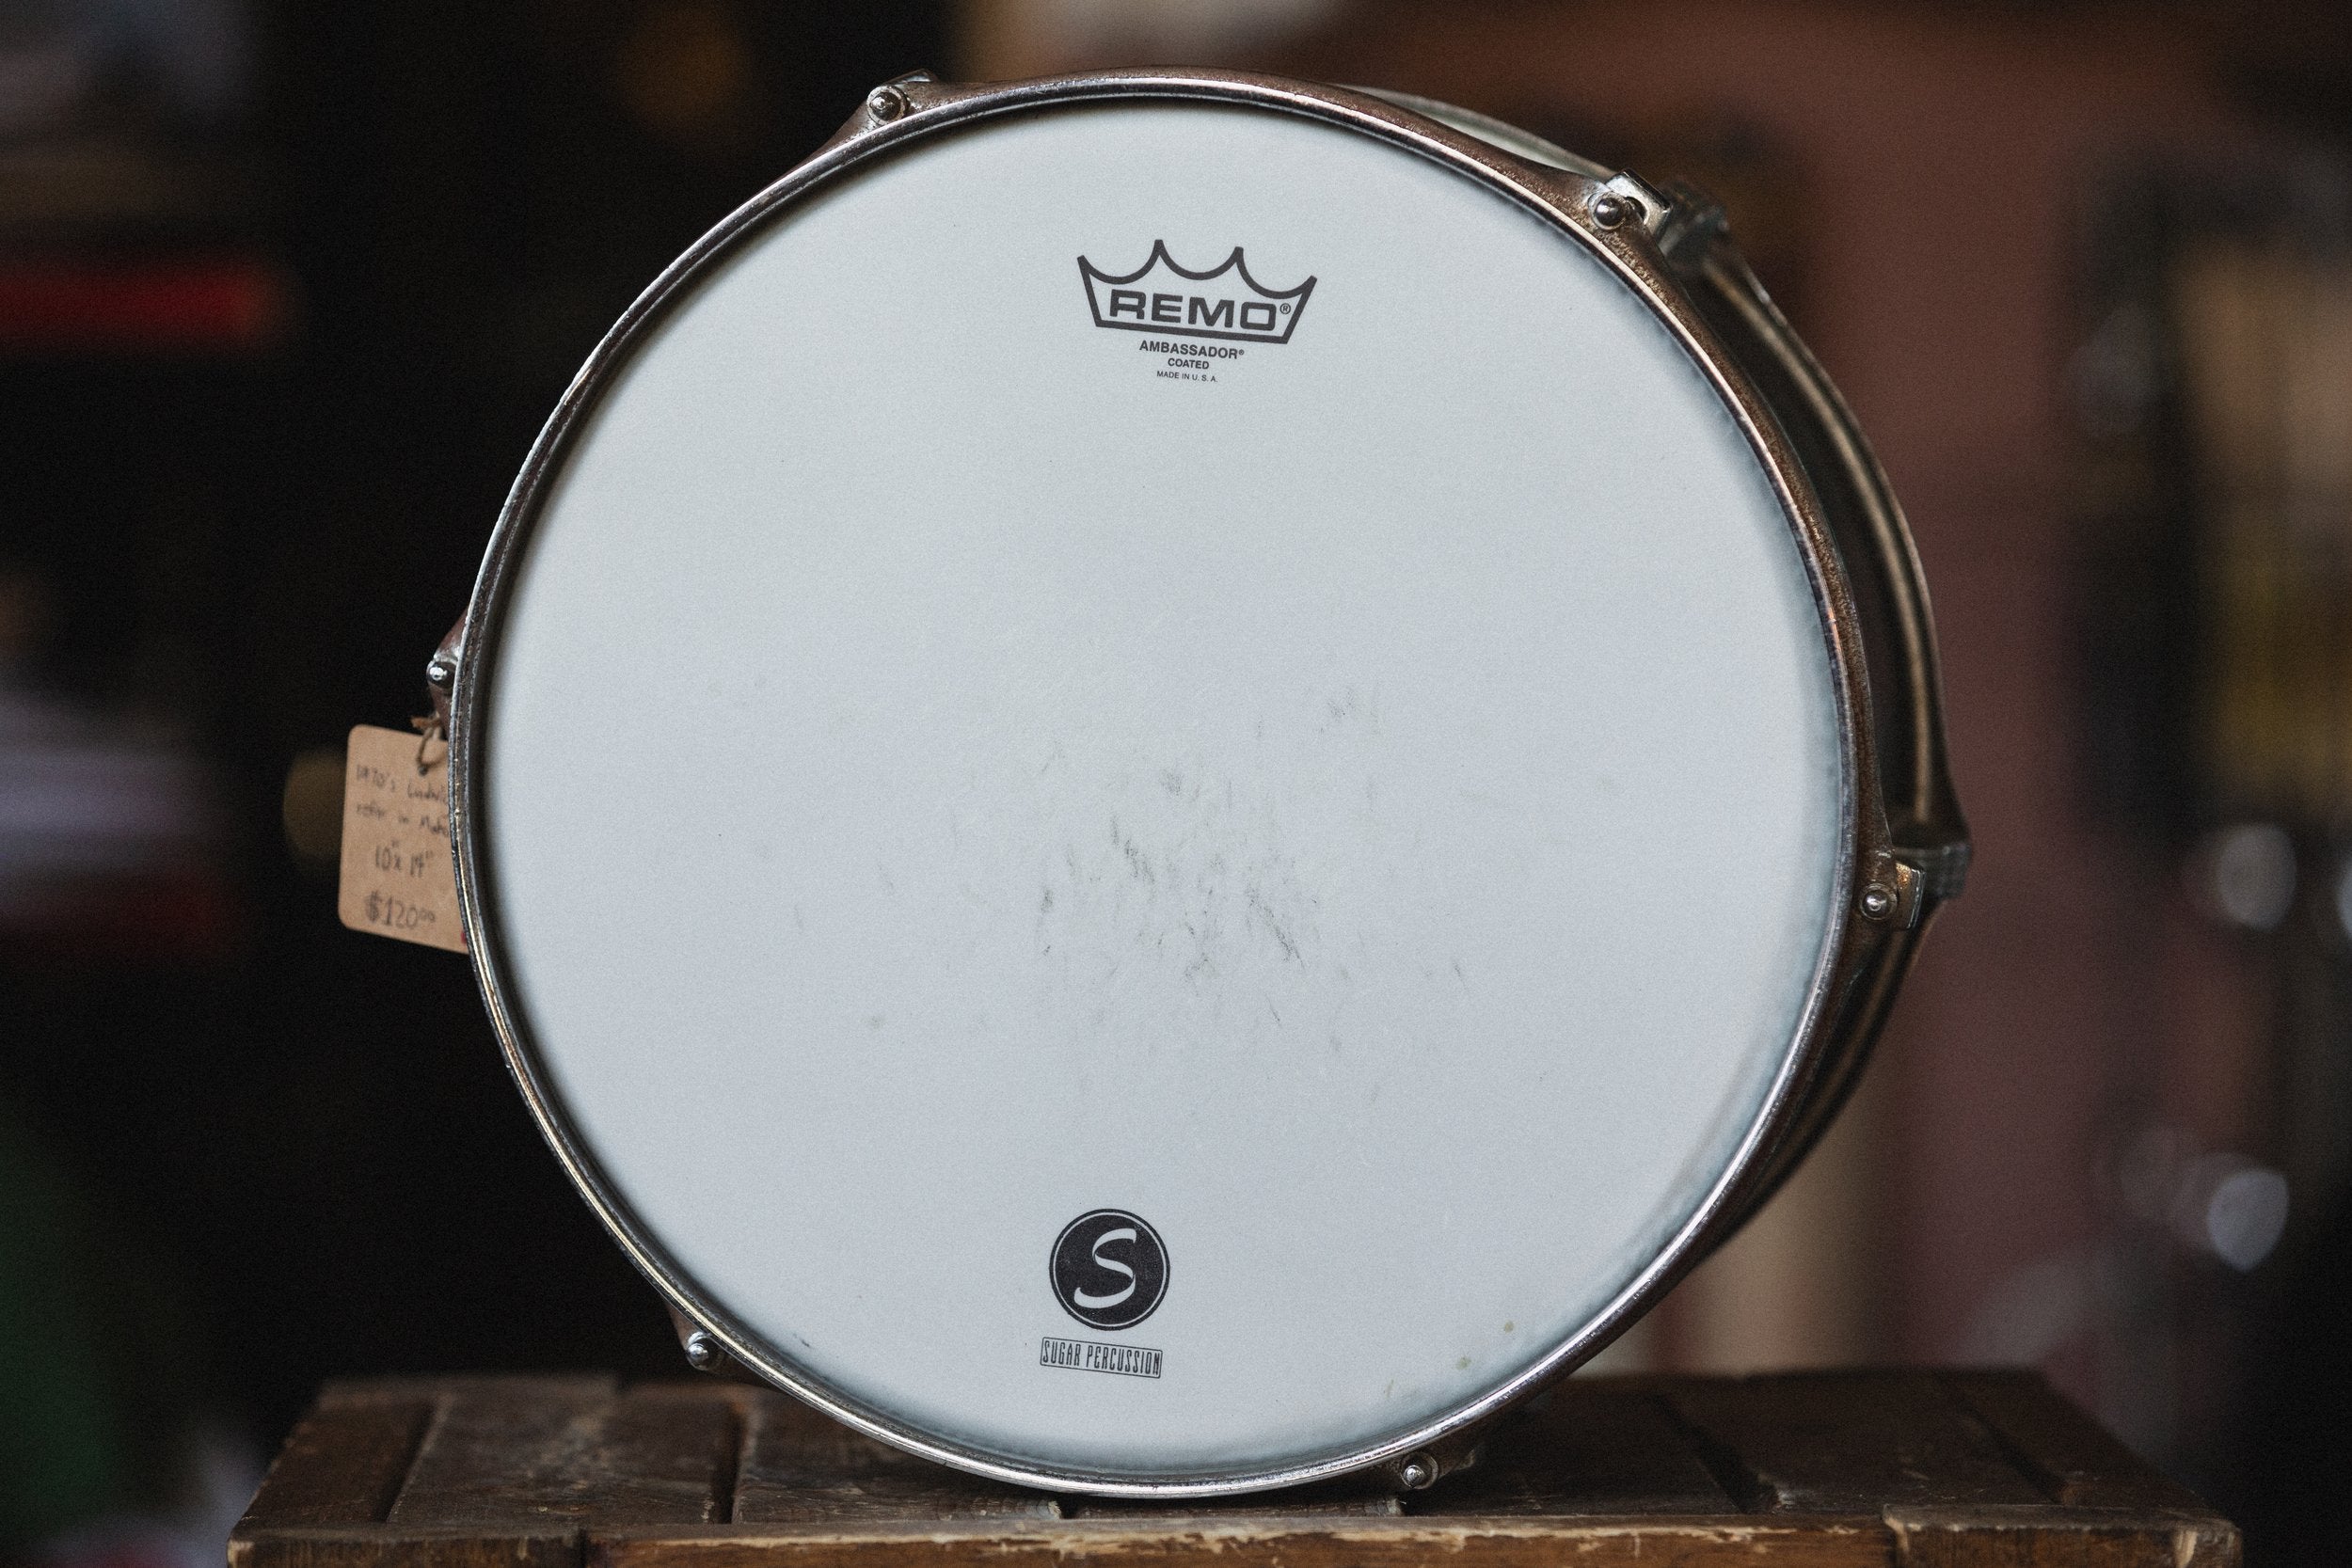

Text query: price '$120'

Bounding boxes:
[338,723,467,953]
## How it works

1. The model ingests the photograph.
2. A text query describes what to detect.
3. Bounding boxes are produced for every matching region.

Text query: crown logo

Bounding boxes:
[1077,241,1315,344]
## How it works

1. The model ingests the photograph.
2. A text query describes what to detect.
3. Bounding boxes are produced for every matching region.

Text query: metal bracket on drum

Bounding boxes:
[667,1306,761,1384]
[1583,171,1673,241]
[1859,852,1927,930]
[424,618,464,736]
[1381,1428,1484,1493]
[810,69,951,156]
[860,69,940,128]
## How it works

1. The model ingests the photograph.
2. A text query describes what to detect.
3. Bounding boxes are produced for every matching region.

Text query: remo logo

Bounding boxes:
[1051,1210,1169,1330]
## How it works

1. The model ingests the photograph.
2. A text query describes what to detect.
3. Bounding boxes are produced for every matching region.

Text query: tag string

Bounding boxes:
[409,715,447,775]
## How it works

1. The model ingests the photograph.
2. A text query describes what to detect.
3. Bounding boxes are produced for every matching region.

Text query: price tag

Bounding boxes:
[338,723,467,953]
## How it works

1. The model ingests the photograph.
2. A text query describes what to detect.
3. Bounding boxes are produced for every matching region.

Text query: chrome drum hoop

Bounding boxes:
[437,68,1966,1497]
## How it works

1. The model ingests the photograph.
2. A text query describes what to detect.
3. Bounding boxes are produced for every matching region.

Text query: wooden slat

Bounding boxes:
[591,1516,1892,1568]
[599,1386,747,1523]
[230,1523,582,1568]
[231,1380,613,1568]
[383,1376,604,1526]
[1414,1379,1736,1516]
[1884,1505,2242,1568]
[303,1373,620,1439]
[1661,1370,2045,1511]
[729,1391,1058,1523]
[1068,1478,1400,1519]
[1939,1370,2220,1513]
[388,1376,737,1528]
[237,1394,435,1528]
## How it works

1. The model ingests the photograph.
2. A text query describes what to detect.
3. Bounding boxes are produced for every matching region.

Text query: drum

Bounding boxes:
[432,70,1967,1497]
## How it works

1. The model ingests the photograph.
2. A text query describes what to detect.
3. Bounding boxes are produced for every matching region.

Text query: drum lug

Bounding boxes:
[1895,838,1972,903]
[1653,182,1729,268]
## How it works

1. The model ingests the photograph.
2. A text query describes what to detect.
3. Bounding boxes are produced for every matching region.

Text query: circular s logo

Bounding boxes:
[1051,1210,1168,1330]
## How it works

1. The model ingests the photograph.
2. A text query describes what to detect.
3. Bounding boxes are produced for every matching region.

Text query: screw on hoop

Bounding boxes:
[866,85,909,122]
[1589,192,1638,230]
[421,629,460,772]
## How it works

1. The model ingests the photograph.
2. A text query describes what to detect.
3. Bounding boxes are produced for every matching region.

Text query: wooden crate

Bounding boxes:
[228,1370,2237,1567]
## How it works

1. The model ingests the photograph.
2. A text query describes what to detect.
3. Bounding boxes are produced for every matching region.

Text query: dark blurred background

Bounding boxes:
[2,2,2348,1563]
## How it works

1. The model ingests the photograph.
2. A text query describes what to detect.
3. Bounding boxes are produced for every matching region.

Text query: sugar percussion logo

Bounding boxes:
[1050,1210,1168,1330]
[1077,242,1314,344]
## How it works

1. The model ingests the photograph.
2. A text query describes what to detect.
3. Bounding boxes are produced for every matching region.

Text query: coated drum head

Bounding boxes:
[453,75,1954,1496]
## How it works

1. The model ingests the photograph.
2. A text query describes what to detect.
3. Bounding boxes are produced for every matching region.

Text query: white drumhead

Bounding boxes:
[476,101,1844,1481]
